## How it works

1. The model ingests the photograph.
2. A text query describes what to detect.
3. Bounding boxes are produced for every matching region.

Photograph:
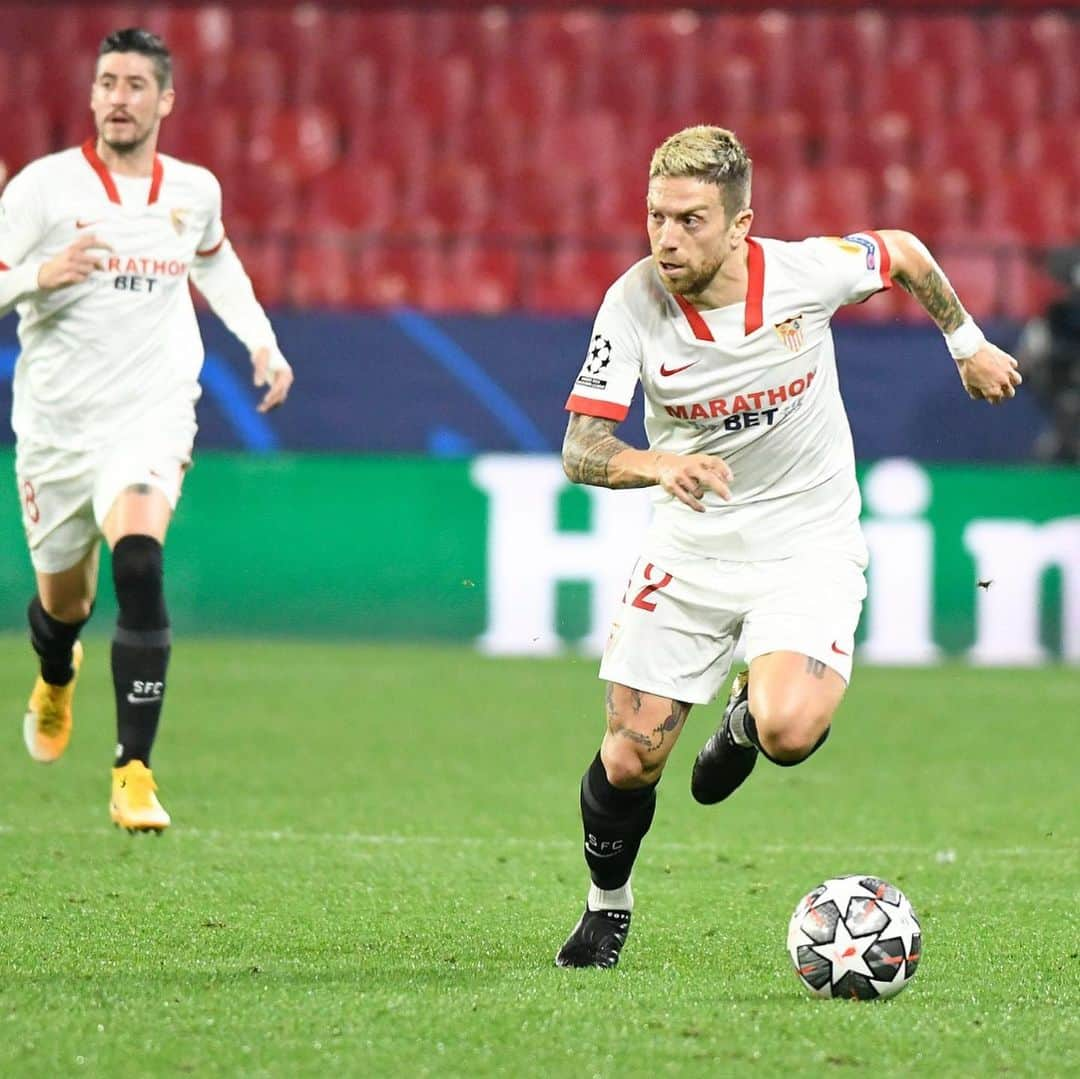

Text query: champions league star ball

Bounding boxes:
[787,875,922,1000]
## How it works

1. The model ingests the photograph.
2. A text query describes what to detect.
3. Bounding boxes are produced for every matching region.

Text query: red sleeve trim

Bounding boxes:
[673,294,714,341]
[81,139,121,204]
[864,230,892,291]
[744,237,765,334]
[565,394,630,422]
[196,234,226,257]
[0,261,9,271]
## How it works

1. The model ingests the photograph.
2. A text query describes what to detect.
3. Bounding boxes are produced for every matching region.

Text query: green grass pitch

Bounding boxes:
[1,636,1077,1077]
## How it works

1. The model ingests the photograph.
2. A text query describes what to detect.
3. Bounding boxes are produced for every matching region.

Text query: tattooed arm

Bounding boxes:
[877,230,1022,404]
[562,412,733,511]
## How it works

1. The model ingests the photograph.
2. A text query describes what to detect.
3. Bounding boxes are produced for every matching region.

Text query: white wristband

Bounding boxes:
[944,317,986,360]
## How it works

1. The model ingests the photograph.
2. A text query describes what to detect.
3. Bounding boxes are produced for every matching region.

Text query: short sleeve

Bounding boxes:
[564,293,643,422]
[0,167,46,268]
[804,232,892,312]
[195,170,226,257]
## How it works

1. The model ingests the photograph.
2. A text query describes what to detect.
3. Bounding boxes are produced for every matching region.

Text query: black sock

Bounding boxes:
[28,596,90,686]
[579,752,658,892]
[111,535,170,768]
[743,711,831,767]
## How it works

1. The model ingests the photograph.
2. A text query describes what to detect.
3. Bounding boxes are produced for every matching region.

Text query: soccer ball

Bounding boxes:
[787,875,922,1000]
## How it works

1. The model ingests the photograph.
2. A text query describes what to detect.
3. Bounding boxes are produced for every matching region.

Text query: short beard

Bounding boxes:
[656,253,726,299]
[100,126,152,156]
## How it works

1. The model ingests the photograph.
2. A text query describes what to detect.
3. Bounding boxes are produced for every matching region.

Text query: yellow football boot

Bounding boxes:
[23,640,83,763]
[110,760,171,833]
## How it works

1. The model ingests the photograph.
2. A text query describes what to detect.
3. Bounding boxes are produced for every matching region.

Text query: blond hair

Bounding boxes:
[649,126,752,220]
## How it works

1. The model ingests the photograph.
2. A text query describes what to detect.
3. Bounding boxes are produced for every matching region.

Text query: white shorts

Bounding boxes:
[599,545,868,705]
[14,431,193,573]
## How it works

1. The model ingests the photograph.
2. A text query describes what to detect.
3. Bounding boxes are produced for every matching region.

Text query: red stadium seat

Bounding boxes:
[933,247,1002,321]
[343,113,434,180]
[231,235,289,310]
[247,106,340,184]
[313,55,381,131]
[987,173,1073,246]
[870,61,947,130]
[452,111,527,185]
[144,6,232,62]
[1015,122,1080,182]
[518,9,609,75]
[592,179,648,244]
[226,160,300,233]
[700,56,757,124]
[290,236,353,309]
[157,107,243,175]
[505,166,589,241]
[746,110,809,172]
[454,7,515,69]
[594,55,661,128]
[420,160,493,236]
[480,60,570,127]
[525,243,638,316]
[438,242,522,314]
[613,9,704,75]
[535,109,621,190]
[920,121,1006,182]
[808,167,875,238]
[351,243,449,311]
[408,53,476,136]
[306,163,398,235]
[0,106,52,177]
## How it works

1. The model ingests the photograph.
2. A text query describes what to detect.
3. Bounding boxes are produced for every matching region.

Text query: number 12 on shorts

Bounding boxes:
[624,561,674,612]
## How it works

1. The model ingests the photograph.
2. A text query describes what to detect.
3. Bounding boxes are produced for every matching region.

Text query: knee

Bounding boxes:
[45,597,93,624]
[753,702,832,764]
[601,740,662,789]
[111,535,167,630]
[111,534,164,594]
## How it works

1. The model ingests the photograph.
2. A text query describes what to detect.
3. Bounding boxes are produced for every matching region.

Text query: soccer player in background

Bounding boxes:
[556,125,1020,968]
[0,29,293,832]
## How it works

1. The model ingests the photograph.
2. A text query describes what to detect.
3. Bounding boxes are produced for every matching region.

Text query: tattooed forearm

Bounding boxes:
[805,657,827,679]
[895,266,965,332]
[562,414,654,489]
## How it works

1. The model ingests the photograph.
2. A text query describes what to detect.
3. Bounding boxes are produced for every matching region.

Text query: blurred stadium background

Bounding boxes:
[0,0,1077,662]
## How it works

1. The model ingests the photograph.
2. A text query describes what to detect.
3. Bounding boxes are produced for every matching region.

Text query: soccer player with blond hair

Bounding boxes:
[0,29,293,832]
[556,125,1020,967]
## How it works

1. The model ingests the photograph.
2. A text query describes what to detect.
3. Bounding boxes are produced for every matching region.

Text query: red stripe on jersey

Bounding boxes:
[81,139,121,204]
[565,394,630,422]
[673,294,715,341]
[744,237,764,334]
[196,234,226,257]
[864,230,893,290]
[0,261,9,271]
[148,156,164,205]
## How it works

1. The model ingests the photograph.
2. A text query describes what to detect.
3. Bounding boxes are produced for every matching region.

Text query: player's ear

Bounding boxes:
[731,206,753,244]
[158,88,176,120]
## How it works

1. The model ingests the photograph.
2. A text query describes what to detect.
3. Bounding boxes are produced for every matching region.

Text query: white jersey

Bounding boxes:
[566,233,893,561]
[0,141,227,451]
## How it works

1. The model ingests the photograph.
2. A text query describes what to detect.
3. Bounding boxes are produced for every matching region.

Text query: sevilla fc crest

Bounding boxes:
[773,314,805,353]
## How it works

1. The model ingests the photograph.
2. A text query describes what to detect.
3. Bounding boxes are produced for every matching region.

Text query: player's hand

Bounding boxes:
[655,451,732,512]
[37,232,113,290]
[251,346,294,412]
[956,342,1022,405]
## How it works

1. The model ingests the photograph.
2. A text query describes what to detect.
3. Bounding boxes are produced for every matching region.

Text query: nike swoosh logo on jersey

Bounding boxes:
[75,219,101,229]
[830,641,851,656]
[659,362,699,377]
